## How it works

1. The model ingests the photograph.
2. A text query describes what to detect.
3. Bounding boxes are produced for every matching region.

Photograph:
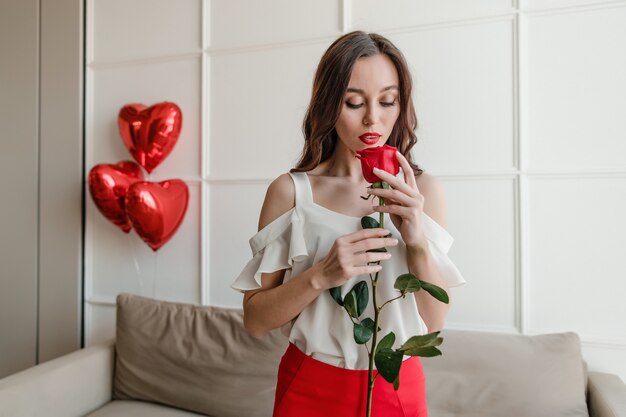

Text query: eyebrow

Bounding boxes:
[346,85,399,94]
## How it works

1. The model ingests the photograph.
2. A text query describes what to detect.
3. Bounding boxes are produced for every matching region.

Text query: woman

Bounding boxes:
[231,31,465,417]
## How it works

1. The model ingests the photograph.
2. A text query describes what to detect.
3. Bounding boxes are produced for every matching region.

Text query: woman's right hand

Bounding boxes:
[313,228,398,290]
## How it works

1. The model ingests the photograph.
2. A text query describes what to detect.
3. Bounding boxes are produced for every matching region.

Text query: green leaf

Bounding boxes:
[329,287,343,306]
[398,332,443,355]
[394,273,421,295]
[382,182,391,190]
[344,291,358,318]
[374,348,403,384]
[419,281,450,304]
[353,318,375,344]
[354,281,369,317]
[362,216,386,253]
[393,375,400,391]
[367,247,387,253]
[361,216,379,229]
[401,346,442,358]
[343,281,369,319]
[375,331,396,355]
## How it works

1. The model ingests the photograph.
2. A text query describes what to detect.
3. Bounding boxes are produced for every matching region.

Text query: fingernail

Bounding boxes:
[391,239,399,244]
[373,167,380,172]
[384,253,392,259]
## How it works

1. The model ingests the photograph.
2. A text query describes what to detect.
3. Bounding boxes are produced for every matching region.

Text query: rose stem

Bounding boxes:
[366,193,385,417]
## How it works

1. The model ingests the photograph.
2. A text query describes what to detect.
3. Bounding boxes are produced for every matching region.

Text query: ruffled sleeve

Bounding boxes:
[422,214,466,288]
[231,208,308,293]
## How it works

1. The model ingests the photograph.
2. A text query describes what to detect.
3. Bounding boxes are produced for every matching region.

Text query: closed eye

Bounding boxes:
[346,102,363,109]
[346,100,396,109]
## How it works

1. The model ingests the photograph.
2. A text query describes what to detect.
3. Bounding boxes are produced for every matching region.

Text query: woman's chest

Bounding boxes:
[308,176,375,218]
[298,210,403,258]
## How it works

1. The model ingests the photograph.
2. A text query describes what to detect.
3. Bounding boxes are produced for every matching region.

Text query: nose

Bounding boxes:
[362,105,378,127]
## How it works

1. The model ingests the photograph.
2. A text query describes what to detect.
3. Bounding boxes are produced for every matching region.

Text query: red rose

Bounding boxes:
[355,145,399,183]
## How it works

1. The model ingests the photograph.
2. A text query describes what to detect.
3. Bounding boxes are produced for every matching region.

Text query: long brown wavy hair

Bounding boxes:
[292,31,422,176]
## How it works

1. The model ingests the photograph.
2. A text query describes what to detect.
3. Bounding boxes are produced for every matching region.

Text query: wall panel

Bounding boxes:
[209,0,341,49]
[351,0,515,31]
[443,178,518,331]
[86,304,116,346]
[208,182,269,306]
[88,183,201,303]
[392,20,516,174]
[527,176,626,340]
[527,6,626,172]
[581,343,626,383]
[90,58,202,180]
[209,43,328,180]
[523,0,621,11]
[92,0,202,62]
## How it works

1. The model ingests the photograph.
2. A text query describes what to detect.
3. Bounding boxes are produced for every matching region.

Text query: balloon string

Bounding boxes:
[152,251,158,298]
[146,170,155,297]
[127,232,143,294]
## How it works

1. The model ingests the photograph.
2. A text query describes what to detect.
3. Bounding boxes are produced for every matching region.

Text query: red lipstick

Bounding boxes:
[359,132,381,145]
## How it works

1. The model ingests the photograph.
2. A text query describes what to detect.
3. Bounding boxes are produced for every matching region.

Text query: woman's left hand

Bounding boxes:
[367,151,428,251]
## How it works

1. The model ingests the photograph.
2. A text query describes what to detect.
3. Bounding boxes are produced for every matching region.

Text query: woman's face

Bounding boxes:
[335,53,401,152]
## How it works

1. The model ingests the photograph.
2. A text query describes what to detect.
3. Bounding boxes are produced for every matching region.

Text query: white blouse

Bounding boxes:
[231,171,465,370]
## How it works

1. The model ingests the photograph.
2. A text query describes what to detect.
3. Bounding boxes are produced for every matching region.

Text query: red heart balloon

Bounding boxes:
[125,180,189,251]
[88,161,144,233]
[118,102,183,173]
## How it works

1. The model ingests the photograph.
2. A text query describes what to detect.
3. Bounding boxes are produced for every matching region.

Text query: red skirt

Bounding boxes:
[273,343,428,417]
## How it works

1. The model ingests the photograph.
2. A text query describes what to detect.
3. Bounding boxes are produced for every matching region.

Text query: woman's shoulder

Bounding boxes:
[258,173,296,230]
[415,171,440,192]
[415,171,448,230]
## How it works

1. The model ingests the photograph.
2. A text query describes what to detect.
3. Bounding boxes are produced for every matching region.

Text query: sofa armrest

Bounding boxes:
[588,371,626,417]
[0,339,115,417]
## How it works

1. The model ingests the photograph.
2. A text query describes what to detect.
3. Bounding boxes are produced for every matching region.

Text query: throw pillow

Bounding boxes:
[423,329,589,417]
[113,293,288,417]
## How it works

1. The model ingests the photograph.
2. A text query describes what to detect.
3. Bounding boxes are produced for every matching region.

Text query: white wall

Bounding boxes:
[85,0,626,381]
[1,0,83,378]
[1,0,40,378]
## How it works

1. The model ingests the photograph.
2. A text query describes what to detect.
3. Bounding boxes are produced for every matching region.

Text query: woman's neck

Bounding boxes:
[318,143,363,180]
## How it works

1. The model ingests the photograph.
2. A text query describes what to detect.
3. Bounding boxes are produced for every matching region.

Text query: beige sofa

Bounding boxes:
[1,294,625,417]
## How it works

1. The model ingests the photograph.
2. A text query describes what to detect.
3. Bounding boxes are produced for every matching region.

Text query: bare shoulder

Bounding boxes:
[415,171,448,229]
[258,173,296,231]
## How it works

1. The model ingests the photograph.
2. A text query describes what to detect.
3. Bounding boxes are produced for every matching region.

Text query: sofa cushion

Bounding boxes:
[87,400,204,417]
[113,293,288,417]
[422,330,589,417]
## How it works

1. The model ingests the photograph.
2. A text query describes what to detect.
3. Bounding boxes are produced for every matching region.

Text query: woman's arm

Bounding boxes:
[243,264,327,337]
[242,174,396,337]
[407,172,451,332]
[243,173,321,337]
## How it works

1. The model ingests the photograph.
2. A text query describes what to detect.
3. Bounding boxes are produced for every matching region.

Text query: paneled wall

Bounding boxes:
[84,0,204,344]
[85,0,626,380]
